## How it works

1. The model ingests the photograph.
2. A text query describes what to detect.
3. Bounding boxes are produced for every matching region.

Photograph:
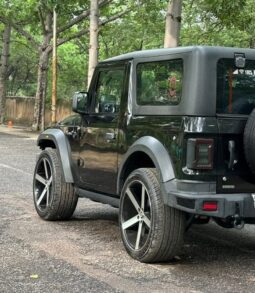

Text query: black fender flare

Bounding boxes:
[117,136,175,193]
[37,129,74,183]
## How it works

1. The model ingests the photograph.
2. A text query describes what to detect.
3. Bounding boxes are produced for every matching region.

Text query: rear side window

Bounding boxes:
[217,58,255,115]
[136,59,183,106]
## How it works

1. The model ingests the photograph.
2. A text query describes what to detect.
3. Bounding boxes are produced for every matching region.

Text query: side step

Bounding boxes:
[76,188,119,208]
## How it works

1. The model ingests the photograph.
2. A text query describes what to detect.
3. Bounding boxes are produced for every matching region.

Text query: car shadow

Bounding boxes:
[72,203,118,223]
[64,203,255,266]
[175,221,255,265]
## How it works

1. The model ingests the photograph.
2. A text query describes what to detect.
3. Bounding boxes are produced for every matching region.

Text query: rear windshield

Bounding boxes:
[217,58,255,115]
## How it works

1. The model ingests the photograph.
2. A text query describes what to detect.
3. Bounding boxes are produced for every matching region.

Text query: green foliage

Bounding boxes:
[47,41,88,102]
[181,0,254,48]
[99,0,167,59]
[1,0,255,105]
[7,32,37,96]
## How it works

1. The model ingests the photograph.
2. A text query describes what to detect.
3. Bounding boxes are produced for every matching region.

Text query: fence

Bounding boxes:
[5,96,73,126]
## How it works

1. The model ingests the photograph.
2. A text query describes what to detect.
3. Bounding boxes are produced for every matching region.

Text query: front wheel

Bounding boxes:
[119,168,185,263]
[33,148,78,220]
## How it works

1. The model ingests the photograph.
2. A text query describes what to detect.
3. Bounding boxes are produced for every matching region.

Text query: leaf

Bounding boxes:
[30,274,39,279]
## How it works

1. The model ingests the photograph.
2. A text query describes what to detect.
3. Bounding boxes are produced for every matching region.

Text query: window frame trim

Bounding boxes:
[136,58,184,107]
[131,53,188,116]
[89,63,128,116]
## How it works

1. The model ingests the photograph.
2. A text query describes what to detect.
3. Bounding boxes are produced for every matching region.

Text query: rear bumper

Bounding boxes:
[162,179,255,218]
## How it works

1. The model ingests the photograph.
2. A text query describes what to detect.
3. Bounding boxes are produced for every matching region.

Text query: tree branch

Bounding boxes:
[99,8,131,27]
[56,0,114,36]
[0,15,40,49]
[56,28,89,47]
[55,7,130,48]
[38,7,46,34]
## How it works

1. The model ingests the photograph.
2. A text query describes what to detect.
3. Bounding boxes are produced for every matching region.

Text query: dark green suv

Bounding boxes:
[33,46,255,263]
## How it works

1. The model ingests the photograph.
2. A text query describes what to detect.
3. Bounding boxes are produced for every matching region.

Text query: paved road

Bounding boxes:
[1,129,255,292]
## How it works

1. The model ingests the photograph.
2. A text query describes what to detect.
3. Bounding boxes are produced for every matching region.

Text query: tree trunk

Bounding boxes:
[32,13,52,131]
[164,0,183,48]
[0,24,11,124]
[87,0,99,88]
[32,49,50,131]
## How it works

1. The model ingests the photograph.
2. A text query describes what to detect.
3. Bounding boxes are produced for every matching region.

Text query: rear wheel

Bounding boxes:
[119,168,185,263]
[33,148,78,220]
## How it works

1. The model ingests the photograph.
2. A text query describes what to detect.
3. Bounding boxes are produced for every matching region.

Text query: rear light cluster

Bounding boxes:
[186,138,214,170]
[202,201,218,211]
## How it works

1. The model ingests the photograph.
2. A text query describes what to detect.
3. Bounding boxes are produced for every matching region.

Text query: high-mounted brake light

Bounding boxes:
[186,138,214,170]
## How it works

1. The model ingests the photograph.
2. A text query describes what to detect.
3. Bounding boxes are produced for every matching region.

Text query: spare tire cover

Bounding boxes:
[244,109,255,174]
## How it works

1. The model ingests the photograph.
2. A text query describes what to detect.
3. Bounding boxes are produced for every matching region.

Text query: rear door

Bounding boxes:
[216,58,255,193]
[78,63,127,195]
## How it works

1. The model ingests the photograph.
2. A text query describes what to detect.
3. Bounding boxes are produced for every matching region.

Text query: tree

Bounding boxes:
[0,0,134,130]
[181,0,248,47]
[0,23,11,124]
[88,0,99,88]
[164,0,183,48]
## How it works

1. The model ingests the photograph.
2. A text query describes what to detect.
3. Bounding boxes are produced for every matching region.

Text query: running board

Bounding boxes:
[76,188,119,208]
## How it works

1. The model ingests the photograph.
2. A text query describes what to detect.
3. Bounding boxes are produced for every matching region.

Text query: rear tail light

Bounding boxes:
[186,138,214,170]
[202,201,218,211]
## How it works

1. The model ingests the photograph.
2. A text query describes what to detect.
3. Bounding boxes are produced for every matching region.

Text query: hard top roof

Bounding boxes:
[100,45,255,63]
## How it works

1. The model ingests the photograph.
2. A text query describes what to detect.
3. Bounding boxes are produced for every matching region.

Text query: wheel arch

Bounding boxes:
[37,129,74,183]
[117,136,175,194]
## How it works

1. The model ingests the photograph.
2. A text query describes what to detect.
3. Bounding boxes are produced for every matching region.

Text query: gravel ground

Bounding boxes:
[1,127,255,293]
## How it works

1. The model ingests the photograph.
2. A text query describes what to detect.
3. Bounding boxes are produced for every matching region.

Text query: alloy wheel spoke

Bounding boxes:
[48,176,53,185]
[143,215,151,229]
[141,185,145,210]
[126,187,140,212]
[135,221,143,250]
[43,158,49,180]
[46,189,50,206]
[35,174,47,185]
[36,187,47,206]
[122,215,139,230]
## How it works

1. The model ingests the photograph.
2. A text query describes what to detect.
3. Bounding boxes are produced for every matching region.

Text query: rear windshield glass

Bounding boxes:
[217,58,255,115]
[136,59,183,106]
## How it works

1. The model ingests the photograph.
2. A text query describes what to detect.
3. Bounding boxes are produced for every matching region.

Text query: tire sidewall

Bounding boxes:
[33,149,61,219]
[119,168,164,261]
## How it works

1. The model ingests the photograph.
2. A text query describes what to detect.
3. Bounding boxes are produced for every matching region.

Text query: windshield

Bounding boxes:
[217,58,255,115]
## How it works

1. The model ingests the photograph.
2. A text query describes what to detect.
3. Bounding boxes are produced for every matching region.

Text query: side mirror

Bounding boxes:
[72,91,89,113]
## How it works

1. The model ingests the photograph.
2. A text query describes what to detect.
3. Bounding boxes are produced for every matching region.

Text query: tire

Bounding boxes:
[33,148,78,220]
[119,168,185,263]
[244,109,255,174]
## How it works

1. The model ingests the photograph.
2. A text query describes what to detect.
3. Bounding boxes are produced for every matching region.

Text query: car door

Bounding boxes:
[78,64,127,195]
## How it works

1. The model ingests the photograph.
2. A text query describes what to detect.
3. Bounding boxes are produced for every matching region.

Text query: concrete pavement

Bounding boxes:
[1,128,255,292]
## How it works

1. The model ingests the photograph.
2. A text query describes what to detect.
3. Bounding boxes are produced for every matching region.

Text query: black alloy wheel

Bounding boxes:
[120,168,185,263]
[33,148,78,220]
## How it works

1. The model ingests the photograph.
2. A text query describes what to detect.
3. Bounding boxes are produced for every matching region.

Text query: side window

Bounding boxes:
[94,68,125,114]
[137,59,183,105]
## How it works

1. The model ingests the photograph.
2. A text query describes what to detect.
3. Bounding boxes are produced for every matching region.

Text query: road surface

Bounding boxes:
[1,128,255,292]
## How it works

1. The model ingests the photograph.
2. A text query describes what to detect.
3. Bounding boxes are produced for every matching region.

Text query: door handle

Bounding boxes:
[228,140,238,169]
